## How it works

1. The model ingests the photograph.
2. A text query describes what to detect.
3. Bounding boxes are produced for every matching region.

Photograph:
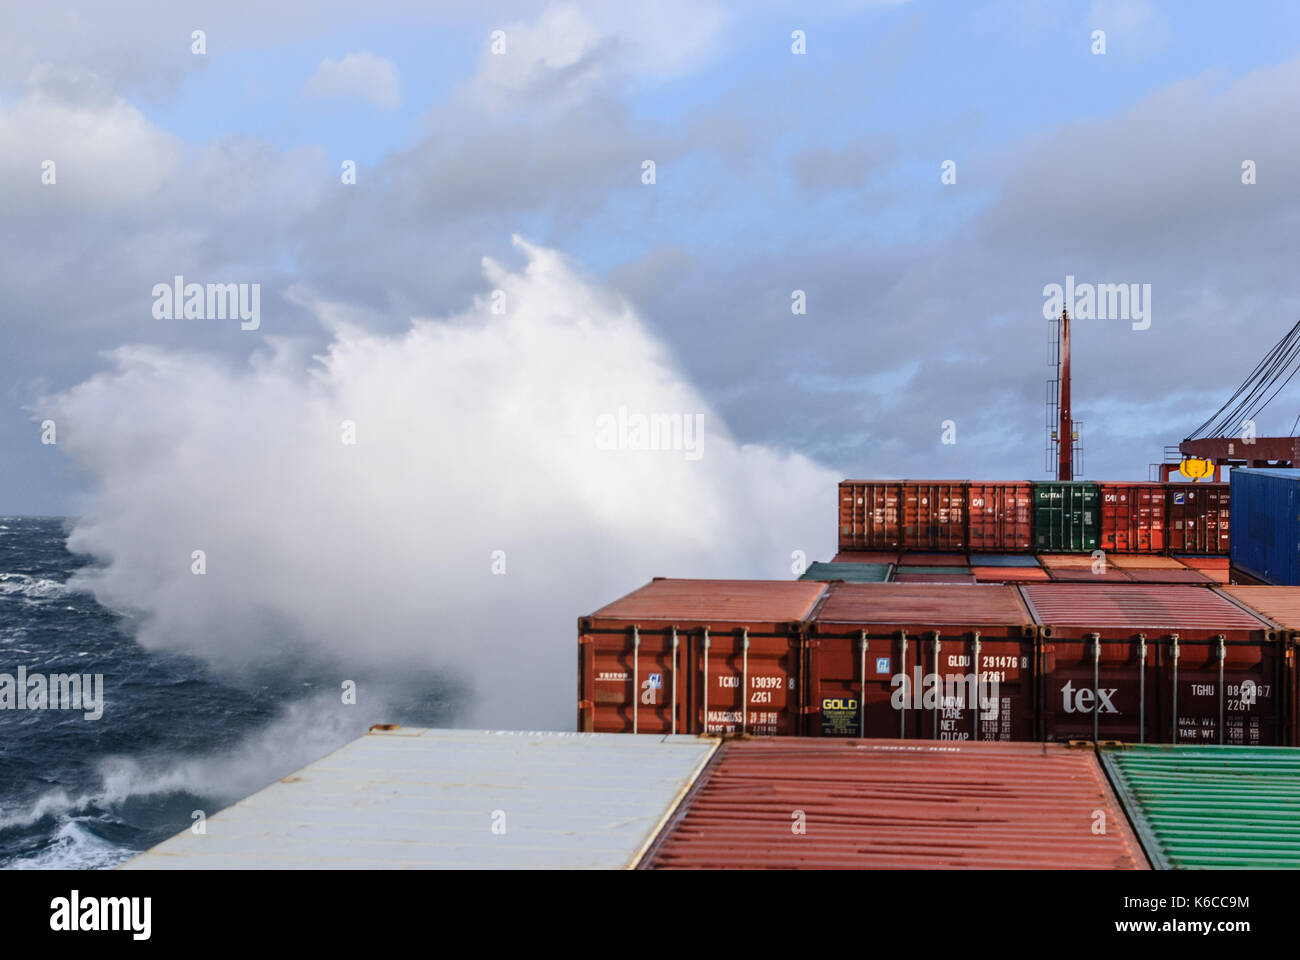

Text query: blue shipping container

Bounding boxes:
[1230,468,1300,586]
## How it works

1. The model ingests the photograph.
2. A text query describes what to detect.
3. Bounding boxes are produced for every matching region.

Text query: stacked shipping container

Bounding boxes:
[580,579,1294,745]
[1230,467,1300,584]
[839,480,1229,556]
[578,579,826,737]
[1020,584,1279,745]
[642,739,1148,869]
[1100,744,1300,869]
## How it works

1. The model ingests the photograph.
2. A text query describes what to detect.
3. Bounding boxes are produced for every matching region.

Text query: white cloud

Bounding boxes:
[303,51,402,110]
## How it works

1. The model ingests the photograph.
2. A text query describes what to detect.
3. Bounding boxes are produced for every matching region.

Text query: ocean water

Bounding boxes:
[0,516,460,869]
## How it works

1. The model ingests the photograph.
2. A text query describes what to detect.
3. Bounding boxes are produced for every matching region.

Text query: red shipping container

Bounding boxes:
[838,480,901,550]
[893,572,976,583]
[577,579,825,736]
[1047,567,1134,582]
[641,739,1148,869]
[831,550,898,564]
[967,481,1033,552]
[1166,482,1230,554]
[1020,584,1280,745]
[1216,586,1300,745]
[1119,568,1214,584]
[807,584,1036,742]
[1099,482,1166,553]
[898,552,969,566]
[901,480,967,551]
[971,566,1051,582]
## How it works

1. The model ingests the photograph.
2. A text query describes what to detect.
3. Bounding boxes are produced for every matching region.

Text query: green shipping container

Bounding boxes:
[1033,481,1100,552]
[799,561,891,583]
[1101,744,1300,869]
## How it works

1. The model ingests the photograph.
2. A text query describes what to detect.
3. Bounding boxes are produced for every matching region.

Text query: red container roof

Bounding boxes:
[589,578,827,623]
[1020,584,1270,632]
[643,739,1147,870]
[1221,586,1300,632]
[815,582,1033,627]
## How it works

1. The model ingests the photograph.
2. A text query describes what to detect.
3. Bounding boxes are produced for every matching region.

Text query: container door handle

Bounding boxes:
[858,630,868,738]
[931,632,941,741]
[632,626,640,735]
[702,628,710,736]
[741,628,750,735]
[1216,635,1226,745]
[899,630,908,739]
[671,627,679,737]
[1090,633,1101,743]
[1137,635,1147,745]
[1170,634,1180,744]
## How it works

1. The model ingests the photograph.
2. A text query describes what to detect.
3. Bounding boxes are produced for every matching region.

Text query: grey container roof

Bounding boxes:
[121,728,718,870]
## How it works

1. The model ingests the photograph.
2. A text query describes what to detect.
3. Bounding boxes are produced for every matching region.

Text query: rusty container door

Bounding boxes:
[640,739,1148,869]
[696,625,803,736]
[1216,586,1300,745]
[1021,583,1279,745]
[901,480,967,551]
[579,578,826,735]
[809,583,1036,742]
[967,481,1033,553]
[838,481,901,551]
[1100,482,1166,554]
[1166,482,1230,554]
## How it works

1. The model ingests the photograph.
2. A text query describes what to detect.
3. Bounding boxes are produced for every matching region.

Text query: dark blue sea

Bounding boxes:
[0,516,460,868]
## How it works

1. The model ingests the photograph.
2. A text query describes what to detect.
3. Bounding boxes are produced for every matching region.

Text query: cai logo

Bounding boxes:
[647,673,663,689]
[875,657,891,674]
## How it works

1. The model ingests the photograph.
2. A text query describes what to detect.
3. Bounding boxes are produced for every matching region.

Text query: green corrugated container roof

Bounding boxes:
[1101,744,1300,870]
[799,561,891,583]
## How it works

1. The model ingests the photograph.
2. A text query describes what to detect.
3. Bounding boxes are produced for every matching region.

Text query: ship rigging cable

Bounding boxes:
[1186,318,1300,441]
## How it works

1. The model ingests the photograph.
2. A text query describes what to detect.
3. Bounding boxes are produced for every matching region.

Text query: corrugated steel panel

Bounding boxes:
[1039,554,1098,568]
[1099,482,1166,554]
[893,565,971,574]
[1108,555,1188,570]
[589,578,827,622]
[1118,568,1214,584]
[1166,482,1230,555]
[897,552,969,567]
[967,481,1033,552]
[972,554,1043,567]
[1020,584,1280,745]
[1178,555,1231,571]
[1230,468,1300,584]
[1047,567,1135,582]
[900,481,968,551]
[892,572,976,583]
[1101,744,1300,869]
[832,550,898,564]
[799,561,891,583]
[1034,482,1100,552]
[1218,585,1300,745]
[124,728,719,870]
[839,481,901,551]
[642,739,1147,869]
[1219,585,1300,631]
[971,566,1051,582]
[579,579,826,735]
[808,584,1036,741]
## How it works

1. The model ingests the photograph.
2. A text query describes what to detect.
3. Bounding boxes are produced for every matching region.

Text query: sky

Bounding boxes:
[4,0,1300,516]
